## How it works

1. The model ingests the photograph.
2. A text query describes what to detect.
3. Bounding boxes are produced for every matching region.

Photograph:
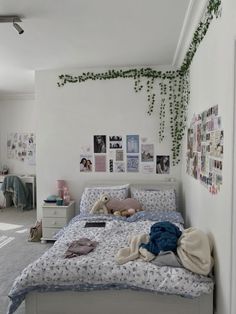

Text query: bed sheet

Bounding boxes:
[7,211,214,314]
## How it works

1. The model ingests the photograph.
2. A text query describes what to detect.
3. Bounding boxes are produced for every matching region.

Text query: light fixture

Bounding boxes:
[0,15,24,35]
[13,18,24,34]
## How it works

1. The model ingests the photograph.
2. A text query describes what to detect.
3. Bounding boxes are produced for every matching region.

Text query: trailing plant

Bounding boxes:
[180,0,221,74]
[57,0,221,165]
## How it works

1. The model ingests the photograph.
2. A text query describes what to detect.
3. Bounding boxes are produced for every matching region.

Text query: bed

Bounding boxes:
[7,182,214,314]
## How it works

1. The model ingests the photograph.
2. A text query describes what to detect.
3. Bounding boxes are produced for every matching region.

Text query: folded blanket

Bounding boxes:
[177,228,214,275]
[65,238,98,258]
[116,233,155,265]
[140,221,182,255]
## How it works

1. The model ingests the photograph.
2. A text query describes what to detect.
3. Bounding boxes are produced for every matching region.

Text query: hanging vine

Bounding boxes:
[57,0,221,165]
[180,0,221,74]
[158,81,167,143]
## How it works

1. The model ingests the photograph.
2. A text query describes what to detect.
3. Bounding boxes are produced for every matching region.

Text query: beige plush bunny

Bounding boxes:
[90,194,110,214]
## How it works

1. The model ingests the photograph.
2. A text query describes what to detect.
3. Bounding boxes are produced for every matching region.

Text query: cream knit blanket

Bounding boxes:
[177,227,214,275]
[116,233,155,265]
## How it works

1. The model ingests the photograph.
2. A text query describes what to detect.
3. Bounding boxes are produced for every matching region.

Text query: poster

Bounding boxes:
[141,164,155,174]
[127,135,139,153]
[127,155,139,172]
[95,155,106,172]
[7,132,36,165]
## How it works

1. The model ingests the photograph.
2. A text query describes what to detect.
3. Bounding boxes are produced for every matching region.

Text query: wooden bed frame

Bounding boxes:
[25,290,213,314]
[24,180,213,314]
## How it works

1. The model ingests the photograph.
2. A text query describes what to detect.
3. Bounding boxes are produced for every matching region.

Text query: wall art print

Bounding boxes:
[156,155,170,174]
[186,105,223,194]
[7,132,36,165]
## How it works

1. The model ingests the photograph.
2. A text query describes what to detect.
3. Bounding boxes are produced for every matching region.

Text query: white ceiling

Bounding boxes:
[0,0,191,95]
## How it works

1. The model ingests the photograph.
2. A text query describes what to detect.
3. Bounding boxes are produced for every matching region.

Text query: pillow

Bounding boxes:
[80,184,129,213]
[130,187,176,211]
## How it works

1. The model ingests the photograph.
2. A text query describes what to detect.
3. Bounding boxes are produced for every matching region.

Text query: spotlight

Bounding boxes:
[13,18,24,34]
[0,15,24,35]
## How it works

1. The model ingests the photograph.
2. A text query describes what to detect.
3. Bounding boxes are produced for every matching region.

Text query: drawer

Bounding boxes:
[42,207,67,218]
[42,227,61,239]
[43,217,67,228]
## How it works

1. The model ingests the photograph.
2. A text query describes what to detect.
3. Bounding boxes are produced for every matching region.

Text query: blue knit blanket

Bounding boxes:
[140,221,182,255]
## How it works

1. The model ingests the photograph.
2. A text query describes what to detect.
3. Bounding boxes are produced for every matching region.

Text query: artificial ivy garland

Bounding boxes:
[57,0,221,165]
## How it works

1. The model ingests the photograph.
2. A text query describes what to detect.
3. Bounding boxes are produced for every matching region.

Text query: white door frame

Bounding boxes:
[230,40,236,314]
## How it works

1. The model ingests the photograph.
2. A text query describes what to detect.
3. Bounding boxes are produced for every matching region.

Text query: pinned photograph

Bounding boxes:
[156,155,170,174]
[141,144,154,162]
[109,136,122,141]
[80,155,93,172]
[109,136,123,149]
[196,124,201,152]
[116,150,124,161]
[94,135,106,153]
[212,105,218,117]
[114,162,125,173]
[109,159,113,172]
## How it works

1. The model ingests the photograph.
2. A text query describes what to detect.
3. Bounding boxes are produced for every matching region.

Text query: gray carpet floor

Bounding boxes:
[0,208,52,314]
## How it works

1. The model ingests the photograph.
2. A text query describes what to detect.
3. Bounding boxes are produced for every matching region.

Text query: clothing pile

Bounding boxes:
[116,221,214,275]
[65,238,98,258]
[140,221,182,255]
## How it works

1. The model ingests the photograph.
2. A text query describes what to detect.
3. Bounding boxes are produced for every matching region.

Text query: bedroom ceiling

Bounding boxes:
[0,0,191,96]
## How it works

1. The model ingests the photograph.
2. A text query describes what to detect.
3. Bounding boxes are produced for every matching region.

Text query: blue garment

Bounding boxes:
[1,175,31,209]
[140,221,182,255]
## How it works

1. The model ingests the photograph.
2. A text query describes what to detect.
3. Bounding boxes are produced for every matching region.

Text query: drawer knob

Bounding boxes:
[54,211,57,215]
[53,221,57,225]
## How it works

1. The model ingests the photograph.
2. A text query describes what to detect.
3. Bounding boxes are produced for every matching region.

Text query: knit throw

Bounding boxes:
[140,221,182,255]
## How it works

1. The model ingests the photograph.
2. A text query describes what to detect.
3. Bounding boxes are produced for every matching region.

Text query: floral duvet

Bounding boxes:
[8,211,214,314]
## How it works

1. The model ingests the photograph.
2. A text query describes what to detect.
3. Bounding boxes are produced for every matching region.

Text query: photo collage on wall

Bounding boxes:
[7,132,36,165]
[80,134,170,175]
[186,105,223,194]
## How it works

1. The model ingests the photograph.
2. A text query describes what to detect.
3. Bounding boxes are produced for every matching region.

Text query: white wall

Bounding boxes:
[181,0,235,313]
[35,66,181,218]
[232,40,236,314]
[0,97,36,175]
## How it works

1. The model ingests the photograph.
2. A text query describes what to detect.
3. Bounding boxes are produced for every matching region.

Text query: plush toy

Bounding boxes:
[90,194,110,214]
[113,208,137,217]
[106,198,143,217]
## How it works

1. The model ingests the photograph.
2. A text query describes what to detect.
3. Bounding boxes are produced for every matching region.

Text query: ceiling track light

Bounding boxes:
[0,15,24,35]
[13,18,24,34]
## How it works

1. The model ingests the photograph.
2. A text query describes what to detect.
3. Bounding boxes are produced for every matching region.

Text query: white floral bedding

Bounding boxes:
[8,211,214,314]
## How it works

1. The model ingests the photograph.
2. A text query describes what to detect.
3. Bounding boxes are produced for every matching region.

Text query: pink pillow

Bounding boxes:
[106,198,142,212]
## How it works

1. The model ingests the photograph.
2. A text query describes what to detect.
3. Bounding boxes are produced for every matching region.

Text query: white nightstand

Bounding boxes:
[41,201,75,243]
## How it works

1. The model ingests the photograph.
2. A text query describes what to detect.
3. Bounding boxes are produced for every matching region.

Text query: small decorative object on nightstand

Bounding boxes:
[41,200,75,243]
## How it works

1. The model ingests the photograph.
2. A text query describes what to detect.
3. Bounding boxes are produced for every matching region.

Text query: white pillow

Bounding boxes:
[130,187,176,211]
[80,184,129,213]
